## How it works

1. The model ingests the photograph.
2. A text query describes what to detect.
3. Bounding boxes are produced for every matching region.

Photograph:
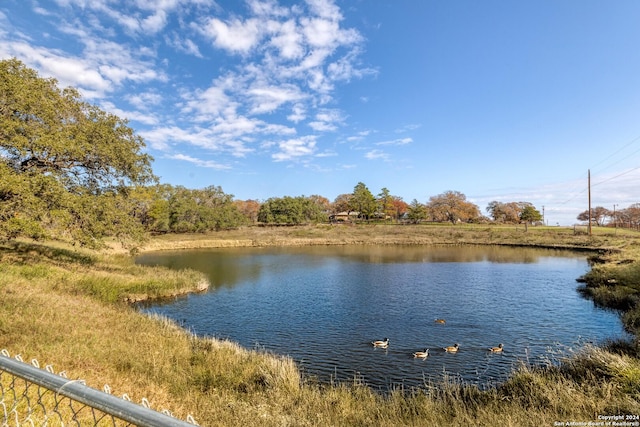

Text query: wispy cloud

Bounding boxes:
[375,137,412,146]
[168,153,232,170]
[346,130,372,142]
[365,149,389,160]
[396,124,422,133]
[100,101,159,126]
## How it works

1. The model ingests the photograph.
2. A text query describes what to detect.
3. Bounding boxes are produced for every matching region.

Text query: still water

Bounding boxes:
[136,245,628,391]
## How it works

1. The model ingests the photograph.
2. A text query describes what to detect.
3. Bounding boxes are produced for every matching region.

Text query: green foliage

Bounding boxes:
[351,182,377,220]
[377,187,395,220]
[258,196,328,225]
[141,185,246,233]
[406,199,427,223]
[0,58,155,246]
[519,204,543,224]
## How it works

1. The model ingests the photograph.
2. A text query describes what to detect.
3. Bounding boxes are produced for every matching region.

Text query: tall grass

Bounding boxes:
[2,227,640,426]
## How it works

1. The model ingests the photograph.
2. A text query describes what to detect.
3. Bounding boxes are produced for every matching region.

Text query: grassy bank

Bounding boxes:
[134,223,628,252]
[2,225,640,426]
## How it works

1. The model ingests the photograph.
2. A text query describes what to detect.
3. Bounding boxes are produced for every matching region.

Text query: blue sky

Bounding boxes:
[2,0,640,225]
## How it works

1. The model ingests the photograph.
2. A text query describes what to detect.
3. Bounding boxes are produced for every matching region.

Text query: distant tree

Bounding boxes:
[168,186,204,232]
[427,191,481,224]
[377,187,395,220]
[618,204,640,229]
[486,201,521,223]
[235,199,261,223]
[308,195,331,214]
[257,196,328,225]
[487,201,544,225]
[127,184,169,233]
[576,206,610,227]
[301,196,329,223]
[332,193,353,214]
[158,185,245,233]
[390,196,409,221]
[146,197,171,233]
[519,204,543,231]
[350,182,377,220]
[0,58,155,246]
[406,199,427,224]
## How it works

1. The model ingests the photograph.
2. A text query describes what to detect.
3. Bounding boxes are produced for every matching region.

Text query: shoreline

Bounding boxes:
[3,224,640,425]
[131,224,616,254]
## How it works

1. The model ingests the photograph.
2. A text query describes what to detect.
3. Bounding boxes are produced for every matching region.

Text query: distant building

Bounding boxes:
[329,211,360,222]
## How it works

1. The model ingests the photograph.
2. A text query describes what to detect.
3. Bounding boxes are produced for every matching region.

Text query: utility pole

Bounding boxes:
[542,205,545,225]
[588,169,592,236]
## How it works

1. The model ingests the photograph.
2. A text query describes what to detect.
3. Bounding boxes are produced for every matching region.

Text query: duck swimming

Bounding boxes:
[372,338,389,348]
[413,349,429,359]
[443,343,460,353]
[489,343,504,352]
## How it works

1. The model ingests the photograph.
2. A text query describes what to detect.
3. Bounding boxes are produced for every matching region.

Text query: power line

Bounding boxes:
[590,134,640,176]
[559,134,640,205]
[592,165,640,188]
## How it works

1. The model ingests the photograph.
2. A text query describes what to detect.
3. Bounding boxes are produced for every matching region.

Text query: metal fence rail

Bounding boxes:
[0,349,198,426]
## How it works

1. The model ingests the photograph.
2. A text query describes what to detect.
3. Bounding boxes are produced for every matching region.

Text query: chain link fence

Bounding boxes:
[0,349,199,426]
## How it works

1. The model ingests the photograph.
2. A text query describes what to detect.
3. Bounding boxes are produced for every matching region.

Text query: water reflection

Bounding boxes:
[137,245,585,290]
[136,245,627,391]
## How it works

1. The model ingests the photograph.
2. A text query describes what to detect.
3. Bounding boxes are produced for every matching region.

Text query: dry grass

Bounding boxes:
[2,225,640,426]
[133,223,635,253]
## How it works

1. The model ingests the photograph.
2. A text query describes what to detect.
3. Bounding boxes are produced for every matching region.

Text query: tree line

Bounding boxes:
[1,59,632,247]
[576,205,640,229]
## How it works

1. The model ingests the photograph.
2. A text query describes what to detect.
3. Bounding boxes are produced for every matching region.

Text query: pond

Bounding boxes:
[136,245,629,392]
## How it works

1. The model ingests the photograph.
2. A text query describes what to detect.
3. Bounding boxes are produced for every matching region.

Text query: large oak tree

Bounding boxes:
[427,190,481,224]
[0,58,155,246]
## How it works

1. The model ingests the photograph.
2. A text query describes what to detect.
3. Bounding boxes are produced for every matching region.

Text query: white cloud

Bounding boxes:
[248,0,290,18]
[182,85,236,122]
[139,126,205,151]
[287,103,307,122]
[141,10,168,34]
[315,150,337,157]
[301,18,340,48]
[126,91,163,110]
[168,153,232,170]
[309,121,336,132]
[268,19,305,59]
[396,123,422,133]
[140,123,257,159]
[248,84,306,114]
[11,21,167,95]
[346,130,372,142]
[204,18,262,53]
[166,34,203,58]
[305,0,343,21]
[4,42,112,96]
[100,101,159,125]
[272,136,317,161]
[308,109,343,131]
[365,149,389,160]
[375,137,412,146]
